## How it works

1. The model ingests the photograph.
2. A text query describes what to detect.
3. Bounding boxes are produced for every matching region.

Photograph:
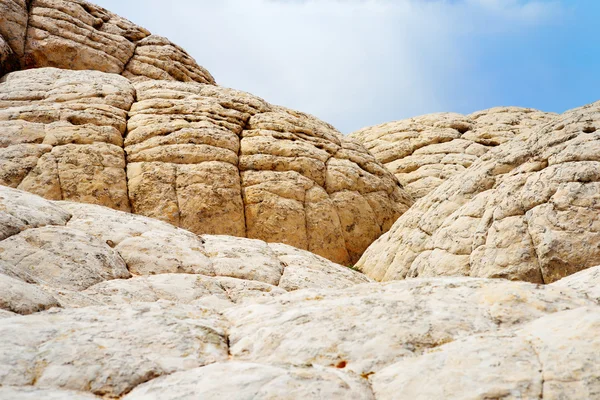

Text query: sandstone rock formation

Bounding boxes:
[2,1,600,398]
[0,67,411,265]
[358,101,600,283]
[0,0,214,84]
[350,108,556,199]
[0,0,413,264]
[0,185,370,316]
[1,173,600,399]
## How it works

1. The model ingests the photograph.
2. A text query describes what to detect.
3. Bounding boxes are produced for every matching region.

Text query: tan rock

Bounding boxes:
[226,278,592,376]
[0,272,60,314]
[126,81,411,264]
[0,68,134,210]
[357,101,600,283]
[0,302,228,397]
[123,35,216,84]
[24,0,149,73]
[350,108,556,199]
[124,362,374,400]
[371,307,600,400]
[0,0,28,58]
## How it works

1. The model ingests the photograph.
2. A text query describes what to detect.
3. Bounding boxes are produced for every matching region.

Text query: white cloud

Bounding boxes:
[94,0,562,132]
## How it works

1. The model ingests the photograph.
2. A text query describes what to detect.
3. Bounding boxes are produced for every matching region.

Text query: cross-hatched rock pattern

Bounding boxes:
[1,180,600,400]
[358,101,600,283]
[0,0,215,83]
[0,185,370,316]
[0,68,412,264]
[350,108,557,199]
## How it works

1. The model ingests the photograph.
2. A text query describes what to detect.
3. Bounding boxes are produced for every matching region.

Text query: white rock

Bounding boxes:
[226,278,592,376]
[372,306,600,400]
[0,272,59,314]
[0,302,228,397]
[124,361,374,400]
[552,265,600,303]
[0,185,70,241]
[0,226,130,291]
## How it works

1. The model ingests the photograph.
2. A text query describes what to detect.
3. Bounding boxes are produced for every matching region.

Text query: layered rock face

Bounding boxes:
[2,0,600,398]
[0,184,599,399]
[350,108,556,199]
[0,0,215,83]
[358,102,600,283]
[0,0,412,265]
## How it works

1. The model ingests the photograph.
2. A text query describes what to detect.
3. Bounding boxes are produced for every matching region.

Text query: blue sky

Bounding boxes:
[94,0,600,133]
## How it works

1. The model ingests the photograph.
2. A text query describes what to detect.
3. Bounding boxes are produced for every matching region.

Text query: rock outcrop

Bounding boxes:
[358,101,600,283]
[2,1,600,399]
[0,185,370,315]
[0,67,412,265]
[0,0,214,84]
[0,0,413,265]
[1,163,600,399]
[350,108,556,199]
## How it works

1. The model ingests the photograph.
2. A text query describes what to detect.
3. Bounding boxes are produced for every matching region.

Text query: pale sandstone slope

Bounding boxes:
[0,170,599,399]
[358,101,600,283]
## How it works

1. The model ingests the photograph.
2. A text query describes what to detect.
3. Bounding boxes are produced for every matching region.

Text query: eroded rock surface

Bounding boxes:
[18,0,214,84]
[125,80,411,264]
[0,186,599,399]
[0,68,134,210]
[358,101,600,283]
[225,278,591,376]
[124,362,374,400]
[372,307,600,400]
[0,185,369,314]
[0,302,228,397]
[350,108,556,199]
[552,265,600,303]
[0,65,410,264]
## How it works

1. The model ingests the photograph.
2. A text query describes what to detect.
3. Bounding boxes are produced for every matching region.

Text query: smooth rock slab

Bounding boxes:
[552,265,600,303]
[0,302,228,397]
[0,225,130,291]
[0,272,60,314]
[124,361,374,400]
[0,185,71,241]
[226,278,592,376]
[371,306,600,400]
[0,386,99,400]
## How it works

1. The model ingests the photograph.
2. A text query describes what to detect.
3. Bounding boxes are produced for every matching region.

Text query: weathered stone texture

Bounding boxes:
[0,68,134,210]
[351,107,556,199]
[358,102,600,283]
